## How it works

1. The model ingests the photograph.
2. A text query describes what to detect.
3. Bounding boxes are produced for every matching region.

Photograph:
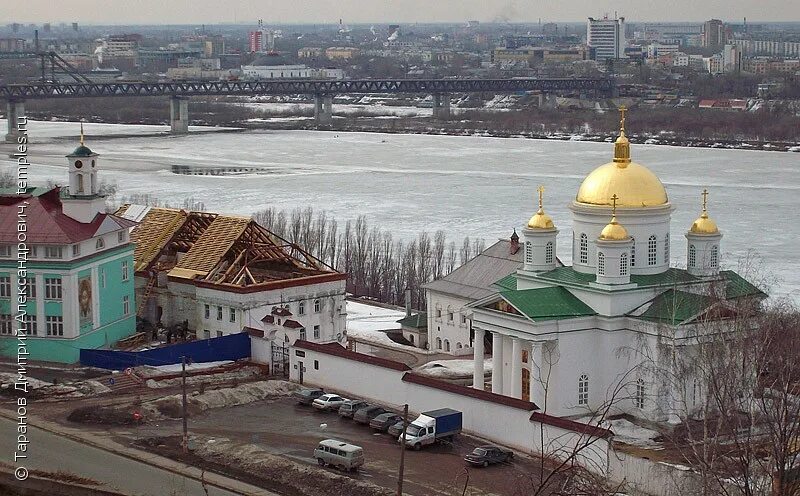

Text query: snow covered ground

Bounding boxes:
[5,121,798,300]
[344,300,425,353]
[415,359,491,379]
[595,418,663,448]
[138,360,234,377]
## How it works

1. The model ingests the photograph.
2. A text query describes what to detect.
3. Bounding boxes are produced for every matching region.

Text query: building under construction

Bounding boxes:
[116,205,348,366]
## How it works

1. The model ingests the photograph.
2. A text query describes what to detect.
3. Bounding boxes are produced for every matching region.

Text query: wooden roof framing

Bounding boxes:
[120,204,339,289]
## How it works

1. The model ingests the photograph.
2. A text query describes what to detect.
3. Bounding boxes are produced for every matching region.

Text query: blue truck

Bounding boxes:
[400,408,462,450]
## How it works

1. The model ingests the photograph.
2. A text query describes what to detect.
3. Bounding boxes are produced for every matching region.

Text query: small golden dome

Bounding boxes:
[690,189,719,234]
[528,208,554,229]
[576,106,668,208]
[527,185,556,230]
[599,217,630,241]
[599,193,630,241]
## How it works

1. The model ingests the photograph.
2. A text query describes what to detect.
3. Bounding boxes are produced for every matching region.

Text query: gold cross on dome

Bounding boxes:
[79,121,85,145]
[537,185,545,210]
[701,188,709,211]
[611,194,619,217]
[618,106,627,133]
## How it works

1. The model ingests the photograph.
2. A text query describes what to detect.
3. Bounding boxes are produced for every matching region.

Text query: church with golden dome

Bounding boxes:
[466,108,764,421]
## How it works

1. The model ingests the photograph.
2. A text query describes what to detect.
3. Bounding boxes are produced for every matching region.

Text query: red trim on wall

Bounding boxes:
[402,372,538,411]
[293,340,411,372]
[530,412,613,438]
[169,272,347,293]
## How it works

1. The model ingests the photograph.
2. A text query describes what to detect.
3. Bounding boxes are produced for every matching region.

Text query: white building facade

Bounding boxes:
[587,16,626,61]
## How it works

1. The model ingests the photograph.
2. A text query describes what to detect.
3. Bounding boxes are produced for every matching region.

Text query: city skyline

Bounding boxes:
[1,0,799,25]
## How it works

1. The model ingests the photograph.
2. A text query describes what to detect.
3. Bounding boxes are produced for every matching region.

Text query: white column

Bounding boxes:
[511,337,523,399]
[491,332,504,394]
[529,341,545,410]
[473,327,485,390]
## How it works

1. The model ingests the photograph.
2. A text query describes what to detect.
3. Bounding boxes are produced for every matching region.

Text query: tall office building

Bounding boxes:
[703,19,726,49]
[587,16,626,61]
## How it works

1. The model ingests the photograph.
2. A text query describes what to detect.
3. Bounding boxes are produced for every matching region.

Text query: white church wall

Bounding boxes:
[289,343,613,472]
[427,292,472,353]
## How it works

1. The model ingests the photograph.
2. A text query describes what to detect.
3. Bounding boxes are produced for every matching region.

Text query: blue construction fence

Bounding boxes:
[79,332,252,371]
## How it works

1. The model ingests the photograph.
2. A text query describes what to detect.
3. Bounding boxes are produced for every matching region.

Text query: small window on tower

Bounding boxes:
[74,160,83,169]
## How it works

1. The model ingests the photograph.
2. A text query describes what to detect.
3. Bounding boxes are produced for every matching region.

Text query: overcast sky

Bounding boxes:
[2,0,797,25]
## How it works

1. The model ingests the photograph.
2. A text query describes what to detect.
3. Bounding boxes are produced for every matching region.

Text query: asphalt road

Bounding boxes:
[0,416,251,496]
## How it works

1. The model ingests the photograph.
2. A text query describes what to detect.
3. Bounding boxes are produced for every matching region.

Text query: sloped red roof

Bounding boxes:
[272,307,292,317]
[261,315,275,324]
[283,319,303,329]
[0,188,131,244]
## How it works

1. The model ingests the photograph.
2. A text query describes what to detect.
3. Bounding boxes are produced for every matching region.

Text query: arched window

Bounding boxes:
[635,378,646,409]
[664,233,670,264]
[298,301,305,315]
[77,174,84,194]
[95,237,105,250]
[525,241,533,264]
[578,374,589,405]
[689,245,696,268]
[597,252,605,275]
[579,233,588,264]
[648,235,657,266]
[409,334,415,345]
[314,299,321,312]
[620,252,628,276]
[630,237,636,267]
[545,241,554,264]
[444,340,451,352]
[710,245,719,268]
[436,337,442,350]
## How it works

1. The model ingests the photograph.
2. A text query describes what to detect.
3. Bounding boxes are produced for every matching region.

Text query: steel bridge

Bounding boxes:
[0,77,612,100]
[1,77,614,139]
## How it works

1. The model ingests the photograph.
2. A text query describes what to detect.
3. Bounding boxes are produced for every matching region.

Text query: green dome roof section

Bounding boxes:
[67,144,96,157]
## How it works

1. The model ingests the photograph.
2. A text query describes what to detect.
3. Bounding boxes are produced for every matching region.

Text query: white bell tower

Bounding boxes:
[521,185,558,274]
[686,189,722,277]
[62,123,106,223]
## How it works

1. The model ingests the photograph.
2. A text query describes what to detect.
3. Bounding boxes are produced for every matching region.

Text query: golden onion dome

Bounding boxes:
[690,189,719,234]
[527,185,556,230]
[599,216,630,241]
[576,107,668,208]
[528,208,555,229]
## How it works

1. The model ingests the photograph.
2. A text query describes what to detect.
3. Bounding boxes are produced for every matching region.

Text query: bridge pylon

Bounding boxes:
[432,93,451,121]
[5,100,25,143]
[169,96,189,134]
[313,93,333,127]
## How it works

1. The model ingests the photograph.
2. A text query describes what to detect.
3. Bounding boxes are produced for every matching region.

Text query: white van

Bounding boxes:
[313,439,365,471]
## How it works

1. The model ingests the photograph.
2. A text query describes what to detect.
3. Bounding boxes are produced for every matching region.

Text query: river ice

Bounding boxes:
[4,120,799,300]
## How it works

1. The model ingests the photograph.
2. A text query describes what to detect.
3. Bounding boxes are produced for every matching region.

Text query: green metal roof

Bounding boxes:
[498,286,596,321]
[632,289,714,325]
[493,273,518,292]
[397,312,427,330]
[0,186,52,197]
[721,270,765,299]
[535,266,699,290]
[67,144,95,157]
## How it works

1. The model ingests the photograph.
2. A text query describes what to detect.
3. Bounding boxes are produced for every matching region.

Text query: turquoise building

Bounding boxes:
[0,131,137,363]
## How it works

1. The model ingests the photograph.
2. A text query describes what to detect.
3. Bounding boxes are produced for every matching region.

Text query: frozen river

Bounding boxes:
[4,120,799,300]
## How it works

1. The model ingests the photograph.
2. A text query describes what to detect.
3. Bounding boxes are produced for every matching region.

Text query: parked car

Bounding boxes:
[294,388,325,406]
[338,400,369,419]
[314,439,365,472]
[464,445,514,467]
[369,412,402,432]
[312,394,349,412]
[353,405,389,425]
[401,408,462,450]
[387,420,407,438]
